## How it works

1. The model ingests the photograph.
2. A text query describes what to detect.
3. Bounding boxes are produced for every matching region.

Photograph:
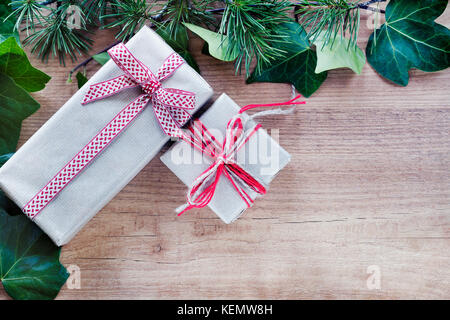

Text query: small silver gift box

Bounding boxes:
[0,26,213,246]
[160,93,291,223]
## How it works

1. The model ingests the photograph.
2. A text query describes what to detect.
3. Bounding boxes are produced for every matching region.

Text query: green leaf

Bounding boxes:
[76,71,88,89]
[0,37,51,92]
[0,190,21,216]
[183,23,238,62]
[247,22,327,98]
[0,73,40,154]
[93,52,110,65]
[366,0,450,86]
[0,3,19,44]
[314,32,366,74]
[156,25,200,73]
[0,152,13,167]
[0,153,21,217]
[0,209,69,300]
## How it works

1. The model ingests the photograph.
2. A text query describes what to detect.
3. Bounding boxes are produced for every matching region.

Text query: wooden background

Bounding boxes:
[1,7,449,300]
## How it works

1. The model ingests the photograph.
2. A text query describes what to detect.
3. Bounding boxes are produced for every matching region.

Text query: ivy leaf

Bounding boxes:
[0,37,51,92]
[314,32,366,74]
[0,190,21,216]
[366,0,450,86]
[0,155,67,300]
[93,52,110,65]
[76,71,88,89]
[0,73,40,155]
[0,29,66,301]
[247,22,327,98]
[156,26,200,73]
[0,153,13,167]
[0,209,69,300]
[183,23,238,62]
[0,3,19,44]
[0,154,20,217]
[0,158,21,217]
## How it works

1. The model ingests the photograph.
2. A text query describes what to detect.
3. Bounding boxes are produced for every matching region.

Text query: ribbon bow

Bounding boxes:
[176,95,306,216]
[176,116,266,215]
[82,43,195,137]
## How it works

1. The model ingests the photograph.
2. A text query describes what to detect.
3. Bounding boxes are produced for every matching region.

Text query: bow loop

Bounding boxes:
[108,43,152,85]
[156,53,185,82]
[222,116,245,158]
[153,88,196,110]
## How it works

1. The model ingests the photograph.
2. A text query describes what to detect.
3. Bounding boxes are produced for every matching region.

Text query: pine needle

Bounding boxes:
[23,1,92,66]
[296,0,362,49]
[219,0,292,76]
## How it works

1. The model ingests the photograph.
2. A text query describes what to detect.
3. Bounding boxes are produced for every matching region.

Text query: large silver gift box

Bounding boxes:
[0,26,213,246]
[160,93,291,223]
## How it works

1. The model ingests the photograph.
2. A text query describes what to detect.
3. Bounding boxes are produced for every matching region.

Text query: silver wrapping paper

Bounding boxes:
[160,93,291,223]
[0,26,213,246]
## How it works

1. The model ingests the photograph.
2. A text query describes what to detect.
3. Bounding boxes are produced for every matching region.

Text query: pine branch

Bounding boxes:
[4,0,47,35]
[295,0,386,48]
[23,1,93,65]
[101,0,156,41]
[219,0,293,76]
[155,0,215,38]
[8,0,388,69]
[81,0,114,23]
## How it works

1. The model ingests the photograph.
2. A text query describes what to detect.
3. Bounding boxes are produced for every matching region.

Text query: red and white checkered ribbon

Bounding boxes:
[23,43,195,219]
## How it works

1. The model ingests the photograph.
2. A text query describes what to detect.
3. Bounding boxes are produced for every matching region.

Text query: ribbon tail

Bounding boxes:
[222,167,254,208]
[182,120,223,158]
[154,88,196,110]
[81,75,138,105]
[227,163,266,196]
[176,162,224,216]
[239,94,305,114]
[175,203,192,216]
[152,101,184,138]
[166,105,192,127]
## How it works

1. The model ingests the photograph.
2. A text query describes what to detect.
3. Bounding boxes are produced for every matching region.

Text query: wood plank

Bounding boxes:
[1,8,449,300]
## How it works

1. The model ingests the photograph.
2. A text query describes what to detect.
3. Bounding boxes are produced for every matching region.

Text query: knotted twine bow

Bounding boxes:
[23,43,195,219]
[176,95,306,215]
[82,43,196,138]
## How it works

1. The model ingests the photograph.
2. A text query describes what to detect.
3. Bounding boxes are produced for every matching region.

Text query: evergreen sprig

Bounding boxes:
[5,0,47,35]
[160,0,214,37]
[101,0,157,40]
[23,0,92,65]
[3,0,388,71]
[219,0,293,75]
[81,0,114,23]
[296,0,362,48]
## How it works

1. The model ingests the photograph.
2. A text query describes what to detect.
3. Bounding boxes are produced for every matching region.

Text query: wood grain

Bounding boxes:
[0,9,449,300]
